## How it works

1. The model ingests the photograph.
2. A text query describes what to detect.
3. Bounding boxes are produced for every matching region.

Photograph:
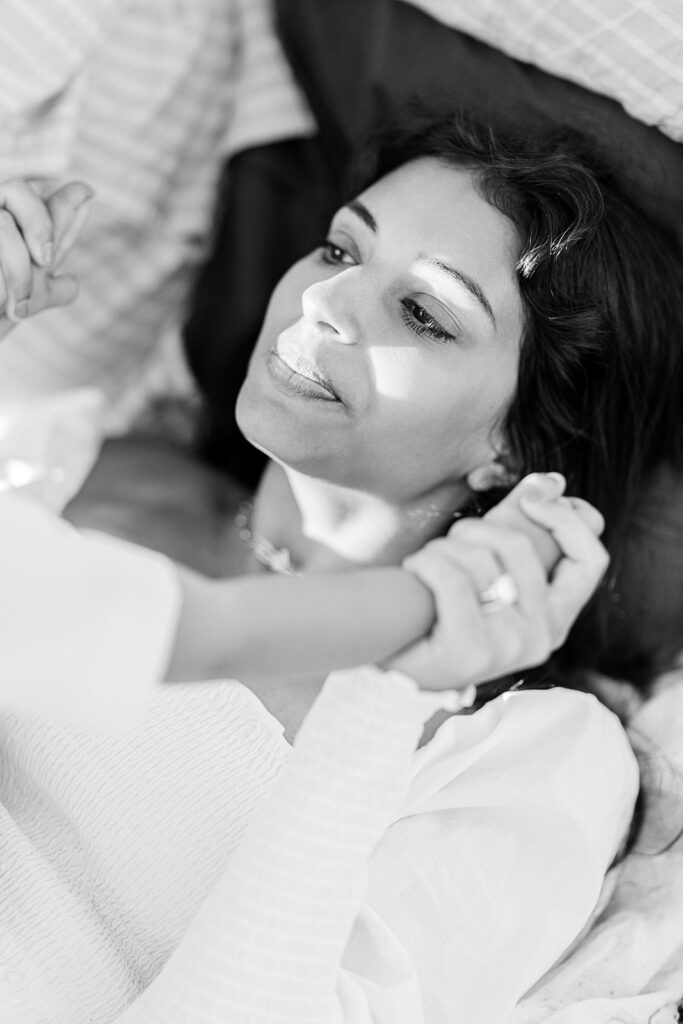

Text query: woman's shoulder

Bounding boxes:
[489,684,636,771]
[414,683,637,776]
[403,685,639,867]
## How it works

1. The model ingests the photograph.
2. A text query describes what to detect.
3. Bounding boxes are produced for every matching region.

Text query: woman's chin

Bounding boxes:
[234,384,277,459]
[235,383,311,470]
[235,364,345,469]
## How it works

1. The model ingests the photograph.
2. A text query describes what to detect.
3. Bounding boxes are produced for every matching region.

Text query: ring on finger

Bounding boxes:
[478,572,519,614]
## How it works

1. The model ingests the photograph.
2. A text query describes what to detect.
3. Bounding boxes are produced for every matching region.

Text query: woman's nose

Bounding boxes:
[300,274,360,344]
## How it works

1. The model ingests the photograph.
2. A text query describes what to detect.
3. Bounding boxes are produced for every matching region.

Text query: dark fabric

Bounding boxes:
[184,139,340,486]
[602,462,683,684]
[182,0,683,681]
[276,0,683,251]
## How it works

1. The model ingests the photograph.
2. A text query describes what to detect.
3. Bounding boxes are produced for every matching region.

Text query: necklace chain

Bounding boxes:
[236,498,475,576]
[235,500,301,576]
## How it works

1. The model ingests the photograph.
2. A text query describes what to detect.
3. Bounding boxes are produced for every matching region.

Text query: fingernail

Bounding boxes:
[41,242,54,265]
[520,485,549,503]
[15,300,30,319]
[520,473,564,502]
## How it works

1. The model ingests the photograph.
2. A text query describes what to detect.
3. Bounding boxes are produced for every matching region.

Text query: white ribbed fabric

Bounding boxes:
[0,676,290,1024]
[0,603,638,1024]
[0,462,639,1024]
[408,0,683,143]
[0,0,314,432]
[115,675,636,1024]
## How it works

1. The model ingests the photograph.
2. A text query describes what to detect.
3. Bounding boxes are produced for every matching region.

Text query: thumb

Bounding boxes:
[42,274,79,308]
[12,268,79,317]
[46,181,94,265]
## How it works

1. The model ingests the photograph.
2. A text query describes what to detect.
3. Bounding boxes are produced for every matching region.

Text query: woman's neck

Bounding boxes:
[250,460,469,573]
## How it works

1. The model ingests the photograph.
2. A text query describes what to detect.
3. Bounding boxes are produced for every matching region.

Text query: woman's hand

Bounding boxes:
[0,178,93,340]
[387,474,608,691]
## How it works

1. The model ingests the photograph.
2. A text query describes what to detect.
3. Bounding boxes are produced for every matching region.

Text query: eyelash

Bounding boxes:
[318,239,353,266]
[317,239,457,344]
[400,300,456,344]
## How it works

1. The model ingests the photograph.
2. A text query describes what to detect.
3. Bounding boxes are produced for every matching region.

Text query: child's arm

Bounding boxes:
[166,564,436,682]
[165,474,582,686]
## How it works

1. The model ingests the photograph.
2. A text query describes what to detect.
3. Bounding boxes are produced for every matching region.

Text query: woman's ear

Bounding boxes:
[466,459,518,494]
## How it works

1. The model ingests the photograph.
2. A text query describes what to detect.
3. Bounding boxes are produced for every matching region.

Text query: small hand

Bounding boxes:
[0,178,94,340]
[387,474,608,691]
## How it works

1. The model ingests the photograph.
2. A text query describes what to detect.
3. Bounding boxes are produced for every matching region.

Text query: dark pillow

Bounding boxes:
[276,0,683,250]
[185,139,338,486]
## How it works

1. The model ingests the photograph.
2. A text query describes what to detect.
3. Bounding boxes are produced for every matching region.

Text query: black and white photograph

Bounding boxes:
[0,1,682,1021]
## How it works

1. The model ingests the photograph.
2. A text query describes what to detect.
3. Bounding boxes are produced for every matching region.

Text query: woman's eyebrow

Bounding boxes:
[342,202,496,328]
[417,252,496,327]
[343,199,378,232]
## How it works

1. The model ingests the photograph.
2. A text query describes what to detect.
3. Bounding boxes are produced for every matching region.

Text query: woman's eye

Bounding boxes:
[319,239,356,266]
[400,298,458,343]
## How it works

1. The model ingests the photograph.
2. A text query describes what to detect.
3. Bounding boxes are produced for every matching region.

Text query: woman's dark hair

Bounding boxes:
[350,108,683,692]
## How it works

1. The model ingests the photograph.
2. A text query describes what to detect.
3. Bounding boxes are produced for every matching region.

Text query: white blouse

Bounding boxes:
[0,496,639,1024]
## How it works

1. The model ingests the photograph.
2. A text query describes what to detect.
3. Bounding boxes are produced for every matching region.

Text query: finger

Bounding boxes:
[404,540,486,640]
[446,518,553,665]
[44,273,79,307]
[517,495,608,570]
[0,210,34,320]
[404,542,491,667]
[485,473,566,574]
[21,270,79,316]
[45,182,94,265]
[445,518,548,619]
[559,496,605,538]
[404,540,548,683]
[406,535,504,597]
[517,496,609,640]
[0,178,55,266]
[38,273,79,311]
[404,539,477,601]
[419,541,526,665]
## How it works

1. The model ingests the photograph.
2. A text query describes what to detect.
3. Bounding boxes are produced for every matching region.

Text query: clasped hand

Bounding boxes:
[389,473,608,690]
[0,177,92,339]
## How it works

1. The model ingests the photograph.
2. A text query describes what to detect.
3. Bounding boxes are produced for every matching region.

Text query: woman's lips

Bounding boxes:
[269,346,341,402]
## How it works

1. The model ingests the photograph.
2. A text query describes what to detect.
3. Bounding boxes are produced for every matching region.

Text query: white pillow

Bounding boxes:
[405,0,683,143]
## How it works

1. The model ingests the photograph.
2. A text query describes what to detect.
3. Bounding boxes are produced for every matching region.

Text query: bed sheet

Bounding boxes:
[514,672,683,1024]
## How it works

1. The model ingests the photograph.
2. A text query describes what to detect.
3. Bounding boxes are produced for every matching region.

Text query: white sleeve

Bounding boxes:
[115,669,638,1024]
[0,493,181,730]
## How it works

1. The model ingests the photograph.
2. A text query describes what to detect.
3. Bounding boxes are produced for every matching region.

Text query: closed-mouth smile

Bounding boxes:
[269,347,341,402]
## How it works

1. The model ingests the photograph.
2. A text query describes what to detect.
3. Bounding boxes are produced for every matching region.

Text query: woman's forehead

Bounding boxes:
[352,158,519,269]
[350,157,523,335]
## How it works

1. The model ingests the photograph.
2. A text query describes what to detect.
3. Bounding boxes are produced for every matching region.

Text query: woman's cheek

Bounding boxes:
[368,347,436,403]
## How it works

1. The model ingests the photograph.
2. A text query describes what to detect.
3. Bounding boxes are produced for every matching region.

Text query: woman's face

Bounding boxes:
[236,157,525,505]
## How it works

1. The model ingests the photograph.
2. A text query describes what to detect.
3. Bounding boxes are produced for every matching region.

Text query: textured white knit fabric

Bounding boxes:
[0,493,181,728]
[0,493,638,1024]
[114,675,636,1024]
